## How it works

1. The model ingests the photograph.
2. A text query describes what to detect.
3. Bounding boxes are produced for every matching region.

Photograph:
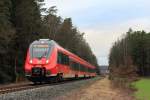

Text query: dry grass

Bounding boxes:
[55,77,135,100]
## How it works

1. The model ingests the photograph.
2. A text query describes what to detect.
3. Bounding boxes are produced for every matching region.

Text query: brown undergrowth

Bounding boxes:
[55,76,135,100]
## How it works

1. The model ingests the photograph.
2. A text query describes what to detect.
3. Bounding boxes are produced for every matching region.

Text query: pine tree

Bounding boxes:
[11,0,44,77]
[43,6,62,39]
[0,0,15,83]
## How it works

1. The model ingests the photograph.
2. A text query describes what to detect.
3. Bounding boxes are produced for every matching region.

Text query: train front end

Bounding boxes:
[24,39,57,83]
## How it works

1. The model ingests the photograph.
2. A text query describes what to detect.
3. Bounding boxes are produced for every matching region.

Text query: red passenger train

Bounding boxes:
[24,39,96,83]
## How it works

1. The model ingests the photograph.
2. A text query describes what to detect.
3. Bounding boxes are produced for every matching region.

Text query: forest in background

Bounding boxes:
[0,0,99,83]
[109,29,150,80]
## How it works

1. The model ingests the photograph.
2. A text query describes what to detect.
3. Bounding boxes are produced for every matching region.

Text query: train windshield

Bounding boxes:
[31,44,50,59]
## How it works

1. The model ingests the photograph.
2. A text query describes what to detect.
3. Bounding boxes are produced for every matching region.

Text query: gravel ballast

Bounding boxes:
[0,77,100,100]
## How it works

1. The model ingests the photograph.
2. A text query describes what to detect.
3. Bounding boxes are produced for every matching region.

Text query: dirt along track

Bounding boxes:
[55,76,135,100]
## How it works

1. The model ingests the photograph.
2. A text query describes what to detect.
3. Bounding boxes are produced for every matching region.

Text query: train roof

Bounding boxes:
[53,41,95,69]
[32,39,96,69]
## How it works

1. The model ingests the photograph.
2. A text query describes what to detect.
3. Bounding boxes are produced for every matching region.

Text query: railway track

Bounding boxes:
[0,83,42,94]
[0,77,92,94]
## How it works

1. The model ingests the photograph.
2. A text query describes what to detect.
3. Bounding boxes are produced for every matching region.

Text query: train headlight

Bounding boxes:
[46,60,49,64]
[30,60,33,64]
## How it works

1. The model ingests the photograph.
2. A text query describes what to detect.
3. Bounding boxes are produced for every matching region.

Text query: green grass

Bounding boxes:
[132,78,150,100]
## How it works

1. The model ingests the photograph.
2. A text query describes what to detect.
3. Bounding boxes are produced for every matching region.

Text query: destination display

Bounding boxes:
[33,44,49,48]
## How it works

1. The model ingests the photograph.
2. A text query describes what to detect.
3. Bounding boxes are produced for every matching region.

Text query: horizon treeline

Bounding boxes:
[0,0,99,83]
[109,29,150,78]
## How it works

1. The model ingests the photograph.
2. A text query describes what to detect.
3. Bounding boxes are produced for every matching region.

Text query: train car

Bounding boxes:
[24,39,96,83]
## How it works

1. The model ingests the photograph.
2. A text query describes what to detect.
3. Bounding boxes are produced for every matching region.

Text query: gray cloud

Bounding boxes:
[82,18,150,65]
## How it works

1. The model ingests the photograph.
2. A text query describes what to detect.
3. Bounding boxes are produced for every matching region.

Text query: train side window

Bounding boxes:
[57,51,69,65]
[69,59,73,68]
[63,54,69,65]
[73,62,77,70]
[65,55,69,65]
[57,52,62,64]
[69,60,81,71]
[85,67,88,72]
[87,67,89,72]
[58,52,64,64]
[71,61,77,71]
[77,63,80,71]
[80,64,84,72]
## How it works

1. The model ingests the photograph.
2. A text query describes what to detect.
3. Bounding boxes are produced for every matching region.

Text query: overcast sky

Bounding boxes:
[44,0,150,65]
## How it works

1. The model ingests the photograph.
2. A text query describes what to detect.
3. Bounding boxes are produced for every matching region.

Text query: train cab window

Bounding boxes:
[57,52,69,65]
